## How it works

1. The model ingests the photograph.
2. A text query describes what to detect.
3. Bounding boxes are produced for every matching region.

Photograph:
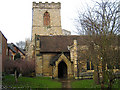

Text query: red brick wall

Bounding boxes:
[0,54,2,73]
[14,47,18,53]
[1,33,7,72]
[0,32,2,73]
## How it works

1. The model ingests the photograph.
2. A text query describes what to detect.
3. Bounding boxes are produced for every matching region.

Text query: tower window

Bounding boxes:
[43,11,50,26]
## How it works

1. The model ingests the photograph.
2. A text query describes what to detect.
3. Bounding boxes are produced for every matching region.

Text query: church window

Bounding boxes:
[43,11,50,26]
[87,60,94,70]
[87,61,90,70]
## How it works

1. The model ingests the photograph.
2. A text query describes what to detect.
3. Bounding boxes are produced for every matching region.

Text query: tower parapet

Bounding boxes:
[33,2,61,9]
[32,1,62,41]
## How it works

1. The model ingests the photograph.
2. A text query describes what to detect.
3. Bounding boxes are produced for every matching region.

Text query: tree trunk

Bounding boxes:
[14,69,19,83]
[14,70,18,83]
[108,79,112,89]
[101,61,106,89]
[94,65,100,84]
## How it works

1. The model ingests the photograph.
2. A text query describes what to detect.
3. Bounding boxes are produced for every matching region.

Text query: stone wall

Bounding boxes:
[35,55,43,75]
[35,53,57,76]
[33,2,61,9]
[53,54,73,78]
[68,40,90,78]
[35,52,75,78]
[32,2,62,41]
[42,53,56,76]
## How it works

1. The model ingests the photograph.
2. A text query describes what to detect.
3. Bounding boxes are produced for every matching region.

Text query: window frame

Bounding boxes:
[43,11,50,26]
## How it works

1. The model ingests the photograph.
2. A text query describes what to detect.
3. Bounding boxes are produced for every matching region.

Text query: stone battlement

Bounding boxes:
[33,2,61,9]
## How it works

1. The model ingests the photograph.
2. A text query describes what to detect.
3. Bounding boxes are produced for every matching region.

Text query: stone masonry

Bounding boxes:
[32,2,63,41]
[27,2,120,79]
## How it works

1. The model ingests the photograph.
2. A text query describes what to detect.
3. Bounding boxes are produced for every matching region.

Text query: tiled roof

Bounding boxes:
[7,43,25,55]
[37,35,88,52]
[8,43,16,53]
[50,53,70,66]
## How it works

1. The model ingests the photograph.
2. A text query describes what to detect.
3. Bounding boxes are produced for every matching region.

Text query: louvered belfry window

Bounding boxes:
[43,11,50,26]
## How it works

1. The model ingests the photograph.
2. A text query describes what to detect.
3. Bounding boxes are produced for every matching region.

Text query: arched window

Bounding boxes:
[87,60,94,70]
[43,11,50,26]
[87,60,90,70]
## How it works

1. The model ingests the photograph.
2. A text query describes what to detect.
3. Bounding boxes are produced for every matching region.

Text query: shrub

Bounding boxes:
[4,58,35,77]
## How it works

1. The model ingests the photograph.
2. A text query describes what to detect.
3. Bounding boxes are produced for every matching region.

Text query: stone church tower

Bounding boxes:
[32,2,63,41]
[29,2,81,78]
[26,2,100,79]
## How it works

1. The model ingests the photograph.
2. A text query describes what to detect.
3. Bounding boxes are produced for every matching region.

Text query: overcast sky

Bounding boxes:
[0,0,96,43]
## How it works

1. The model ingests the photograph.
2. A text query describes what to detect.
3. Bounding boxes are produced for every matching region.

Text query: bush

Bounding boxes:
[4,58,35,77]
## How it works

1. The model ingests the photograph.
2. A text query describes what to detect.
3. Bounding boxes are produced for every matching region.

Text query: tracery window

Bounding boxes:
[43,11,50,26]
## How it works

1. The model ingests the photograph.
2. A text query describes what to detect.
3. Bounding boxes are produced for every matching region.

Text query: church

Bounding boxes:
[27,2,95,79]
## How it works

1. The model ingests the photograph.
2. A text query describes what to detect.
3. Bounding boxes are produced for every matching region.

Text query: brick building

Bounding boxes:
[0,31,7,72]
[7,43,25,60]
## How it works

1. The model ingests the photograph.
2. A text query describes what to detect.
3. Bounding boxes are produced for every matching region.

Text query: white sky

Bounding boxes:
[0,0,95,43]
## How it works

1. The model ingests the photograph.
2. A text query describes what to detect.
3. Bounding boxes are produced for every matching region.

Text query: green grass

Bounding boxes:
[71,79,120,88]
[3,75,120,89]
[72,79,97,88]
[2,75,61,88]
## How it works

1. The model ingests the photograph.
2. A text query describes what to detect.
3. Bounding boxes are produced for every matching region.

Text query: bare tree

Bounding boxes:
[4,58,35,83]
[16,41,26,50]
[76,0,120,88]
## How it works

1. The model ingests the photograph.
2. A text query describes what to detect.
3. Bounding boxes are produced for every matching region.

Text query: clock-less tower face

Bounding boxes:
[32,2,63,41]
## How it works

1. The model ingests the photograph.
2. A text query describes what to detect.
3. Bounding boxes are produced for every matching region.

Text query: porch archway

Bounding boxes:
[58,61,67,78]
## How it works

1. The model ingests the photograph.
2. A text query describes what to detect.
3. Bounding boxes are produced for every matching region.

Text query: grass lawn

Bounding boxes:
[71,79,120,88]
[2,75,61,88]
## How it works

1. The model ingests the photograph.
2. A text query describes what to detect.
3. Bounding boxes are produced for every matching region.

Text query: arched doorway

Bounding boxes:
[58,61,67,78]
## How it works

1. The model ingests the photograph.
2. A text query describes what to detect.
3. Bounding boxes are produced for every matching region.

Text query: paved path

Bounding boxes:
[59,79,72,89]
